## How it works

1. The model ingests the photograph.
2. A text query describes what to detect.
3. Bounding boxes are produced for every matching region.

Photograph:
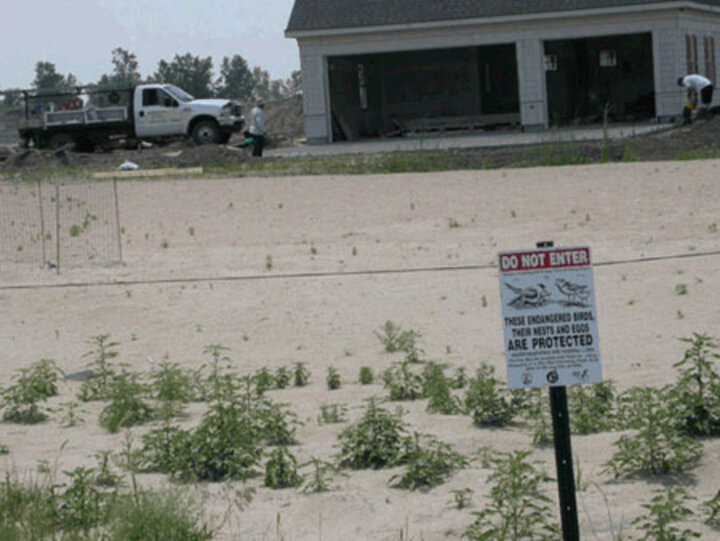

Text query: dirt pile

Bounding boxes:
[264,94,304,145]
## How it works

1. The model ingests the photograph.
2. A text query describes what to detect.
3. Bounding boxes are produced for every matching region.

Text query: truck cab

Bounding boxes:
[133,84,244,144]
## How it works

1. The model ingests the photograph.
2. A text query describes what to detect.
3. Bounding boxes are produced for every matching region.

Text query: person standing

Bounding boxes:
[678,74,714,123]
[246,101,266,157]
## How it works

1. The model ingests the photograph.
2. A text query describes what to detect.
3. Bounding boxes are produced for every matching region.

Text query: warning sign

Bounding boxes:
[498,246,601,389]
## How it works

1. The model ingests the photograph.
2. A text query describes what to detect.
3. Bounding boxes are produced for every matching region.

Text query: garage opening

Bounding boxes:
[544,33,655,125]
[328,44,519,141]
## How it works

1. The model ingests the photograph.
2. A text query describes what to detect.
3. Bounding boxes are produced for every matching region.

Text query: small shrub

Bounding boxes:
[632,486,700,540]
[141,348,264,482]
[463,450,559,540]
[1,362,61,424]
[604,386,703,478]
[359,366,374,385]
[256,401,299,446]
[464,363,515,427]
[423,363,462,414]
[390,433,468,491]
[59,400,86,427]
[449,367,468,389]
[0,443,8,455]
[293,362,310,387]
[275,366,292,389]
[253,367,276,394]
[264,446,303,489]
[704,489,720,529]
[326,367,342,390]
[94,450,122,488]
[99,371,153,433]
[301,457,347,493]
[78,334,121,401]
[150,361,197,403]
[384,361,424,401]
[337,398,409,469]
[568,381,617,434]
[374,321,424,361]
[318,403,348,425]
[672,333,720,436]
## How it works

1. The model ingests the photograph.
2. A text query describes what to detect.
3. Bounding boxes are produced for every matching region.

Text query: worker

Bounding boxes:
[244,101,266,157]
[677,74,714,124]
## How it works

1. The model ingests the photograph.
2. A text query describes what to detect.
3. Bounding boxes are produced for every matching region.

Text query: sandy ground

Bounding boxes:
[2,160,720,540]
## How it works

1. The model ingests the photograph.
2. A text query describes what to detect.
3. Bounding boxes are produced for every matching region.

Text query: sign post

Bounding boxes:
[498,242,602,541]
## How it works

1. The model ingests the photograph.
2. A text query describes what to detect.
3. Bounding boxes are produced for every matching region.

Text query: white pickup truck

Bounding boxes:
[18,84,245,151]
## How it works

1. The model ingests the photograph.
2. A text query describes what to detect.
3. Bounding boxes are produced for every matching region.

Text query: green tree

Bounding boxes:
[287,69,302,96]
[33,61,77,93]
[1,88,23,108]
[153,53,214,98]
[98,47,142,88]
[216,55,254,100]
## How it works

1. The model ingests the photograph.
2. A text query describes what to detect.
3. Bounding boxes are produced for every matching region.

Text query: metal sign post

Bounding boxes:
[539,241,579,541]
[498,241,602,541]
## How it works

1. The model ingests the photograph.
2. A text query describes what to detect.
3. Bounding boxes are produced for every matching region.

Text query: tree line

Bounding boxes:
[1,47,302,108]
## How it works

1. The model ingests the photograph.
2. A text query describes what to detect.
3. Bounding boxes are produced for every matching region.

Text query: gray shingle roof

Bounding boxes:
[287,0,720,33]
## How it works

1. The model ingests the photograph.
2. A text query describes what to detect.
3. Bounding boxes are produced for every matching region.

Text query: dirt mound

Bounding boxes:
[265,94,304,145]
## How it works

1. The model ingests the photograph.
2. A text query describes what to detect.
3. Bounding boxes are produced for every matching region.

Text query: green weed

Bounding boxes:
[632,486,700,540]
[301,457,347,493]
[1,359,62,424]
[384,361,424,401]
[672,333,720,436]
[99,371,153,433]
[463,450,559,540]
[337,398,409,470]
[359,366,374,385]
[326,367,342,390]
[390,433,468,491]
[293,362,310,387]
[605,386,703,478]
[464,363,515,427]
[264,446,303,489]
[318,403,348,425]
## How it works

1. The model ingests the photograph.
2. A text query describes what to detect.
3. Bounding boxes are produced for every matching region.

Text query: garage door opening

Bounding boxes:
[328,44,520,141]
[544,33,655,125]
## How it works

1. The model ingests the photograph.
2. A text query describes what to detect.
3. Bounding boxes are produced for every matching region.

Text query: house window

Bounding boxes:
[705,36,716,83]
[686,34,699,73]
[599,50,617,68]
[544,54,558,71]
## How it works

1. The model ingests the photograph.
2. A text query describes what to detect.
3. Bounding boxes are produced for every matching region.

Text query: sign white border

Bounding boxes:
[498,246,602,389]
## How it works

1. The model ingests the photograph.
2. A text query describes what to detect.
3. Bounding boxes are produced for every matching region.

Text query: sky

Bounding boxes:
[0,0,300,90]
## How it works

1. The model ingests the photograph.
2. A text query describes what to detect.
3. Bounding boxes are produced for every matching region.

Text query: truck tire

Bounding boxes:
[191,119,221,145]
[48,132,76,151]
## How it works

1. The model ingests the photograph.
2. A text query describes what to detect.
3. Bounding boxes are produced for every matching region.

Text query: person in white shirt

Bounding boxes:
[677,74,714,123]
[244,101,266,156]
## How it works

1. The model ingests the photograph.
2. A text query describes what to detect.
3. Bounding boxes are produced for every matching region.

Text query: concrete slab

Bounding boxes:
[268,122,674,158]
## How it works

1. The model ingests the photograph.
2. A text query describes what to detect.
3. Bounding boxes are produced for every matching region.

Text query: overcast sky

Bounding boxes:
[0,0,300,89]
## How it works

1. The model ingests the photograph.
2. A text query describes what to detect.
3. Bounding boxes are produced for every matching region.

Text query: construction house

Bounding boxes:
[285,0,720,143]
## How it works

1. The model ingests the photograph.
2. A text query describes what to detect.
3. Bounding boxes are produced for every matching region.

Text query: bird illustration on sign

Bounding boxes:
[504,279,591,309]
[504,283,550,308]
[555,279,591,306]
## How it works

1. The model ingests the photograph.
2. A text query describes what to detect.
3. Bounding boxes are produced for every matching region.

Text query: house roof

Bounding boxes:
[286,0,720,33]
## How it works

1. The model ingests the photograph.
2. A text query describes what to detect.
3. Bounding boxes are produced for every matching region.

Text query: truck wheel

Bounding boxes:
[48,132,76,151]
[191,119,221,145]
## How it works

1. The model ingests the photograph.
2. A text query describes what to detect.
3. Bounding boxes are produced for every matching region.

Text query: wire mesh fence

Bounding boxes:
[0,177,122,274]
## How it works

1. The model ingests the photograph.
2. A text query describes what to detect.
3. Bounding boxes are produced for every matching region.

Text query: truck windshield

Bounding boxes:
[164,85,193,102]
